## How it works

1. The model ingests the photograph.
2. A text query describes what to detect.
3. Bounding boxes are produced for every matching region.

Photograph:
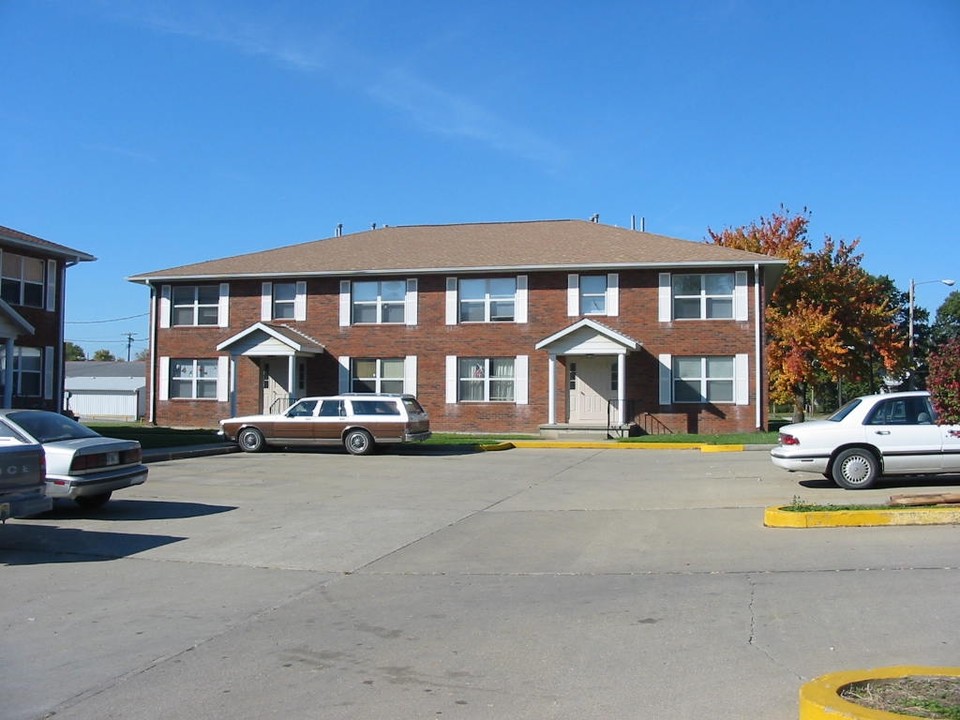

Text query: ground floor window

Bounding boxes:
[170,359,219,399]
[0,346,42,397]
[673,356,734,403]
[458,357,515,402]
[351,358,404,394]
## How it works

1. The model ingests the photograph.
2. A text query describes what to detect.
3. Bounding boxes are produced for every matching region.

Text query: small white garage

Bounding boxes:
[64,361,146,421]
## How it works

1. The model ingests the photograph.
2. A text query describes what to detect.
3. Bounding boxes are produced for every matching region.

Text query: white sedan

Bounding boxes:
[0,409,148,509]
[770,391,960,489]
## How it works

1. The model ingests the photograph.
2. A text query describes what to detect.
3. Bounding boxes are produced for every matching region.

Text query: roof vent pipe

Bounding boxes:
[335,223,343,237]
[371,222,377,230]
[590,213,600,223]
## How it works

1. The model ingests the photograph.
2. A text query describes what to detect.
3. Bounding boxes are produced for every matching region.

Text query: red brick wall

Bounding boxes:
[148,269,769,434]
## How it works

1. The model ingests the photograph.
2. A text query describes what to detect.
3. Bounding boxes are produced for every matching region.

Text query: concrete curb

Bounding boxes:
[764,505,960,528]
[508,440,750,451]
[143,444,240,463]
[799,666,960,719]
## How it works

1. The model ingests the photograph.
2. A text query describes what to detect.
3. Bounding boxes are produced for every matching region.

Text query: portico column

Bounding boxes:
[3,338,14,409]
[287,355,296,401]
[617,352,626,425]
[547,354,556,425]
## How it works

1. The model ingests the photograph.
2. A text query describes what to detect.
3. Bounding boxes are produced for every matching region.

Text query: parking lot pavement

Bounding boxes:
[2,448,958,720]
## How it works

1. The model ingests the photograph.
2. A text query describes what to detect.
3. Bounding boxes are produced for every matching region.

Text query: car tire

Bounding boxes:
[831,448,880,490]
[344,429,374,456]
[237,427,266,453]
[75,492,112,509]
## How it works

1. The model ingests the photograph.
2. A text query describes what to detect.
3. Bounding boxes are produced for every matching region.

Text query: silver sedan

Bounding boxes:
[0,409,148,509]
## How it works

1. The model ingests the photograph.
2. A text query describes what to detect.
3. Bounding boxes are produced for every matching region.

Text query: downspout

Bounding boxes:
[59,259,77,413]
[147,281,157,425]
[754,263,762,430]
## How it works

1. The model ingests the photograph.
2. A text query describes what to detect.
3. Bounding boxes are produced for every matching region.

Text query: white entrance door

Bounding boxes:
[261,358,290,414]
[568,356,614,424]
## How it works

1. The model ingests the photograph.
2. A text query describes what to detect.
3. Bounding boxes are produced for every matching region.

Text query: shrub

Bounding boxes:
[927,337,960,424]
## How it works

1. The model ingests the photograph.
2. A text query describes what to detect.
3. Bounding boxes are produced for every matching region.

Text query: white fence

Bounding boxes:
[65,390,144,422]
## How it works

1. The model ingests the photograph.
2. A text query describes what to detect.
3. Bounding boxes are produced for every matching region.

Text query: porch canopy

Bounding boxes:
[535,318,640,426]
[216,322,325,414]
[0,299,36,408]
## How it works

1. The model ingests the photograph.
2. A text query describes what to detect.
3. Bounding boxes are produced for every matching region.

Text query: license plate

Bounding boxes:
[105,452,120,466]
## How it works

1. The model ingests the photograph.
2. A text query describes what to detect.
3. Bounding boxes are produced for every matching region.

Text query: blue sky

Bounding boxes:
[2,0,958,358]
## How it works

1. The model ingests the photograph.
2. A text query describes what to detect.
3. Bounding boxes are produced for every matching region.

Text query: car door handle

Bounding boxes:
[875,430,891,435]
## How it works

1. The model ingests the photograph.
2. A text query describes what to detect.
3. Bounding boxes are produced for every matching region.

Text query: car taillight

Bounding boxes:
[39,450,46,480]
[779,433,800,446]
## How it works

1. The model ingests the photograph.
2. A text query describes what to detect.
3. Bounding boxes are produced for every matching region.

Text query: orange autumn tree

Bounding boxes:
[709,208,904,422]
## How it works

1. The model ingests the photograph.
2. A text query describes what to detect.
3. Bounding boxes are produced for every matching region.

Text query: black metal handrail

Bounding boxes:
[607,399,674,436]
[268,395,298,414]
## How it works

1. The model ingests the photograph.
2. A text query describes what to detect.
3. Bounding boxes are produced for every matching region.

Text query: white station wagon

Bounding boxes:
[770,391,960,489]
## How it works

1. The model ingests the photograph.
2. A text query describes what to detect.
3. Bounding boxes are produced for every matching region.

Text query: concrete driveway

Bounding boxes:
[2,447,958,719]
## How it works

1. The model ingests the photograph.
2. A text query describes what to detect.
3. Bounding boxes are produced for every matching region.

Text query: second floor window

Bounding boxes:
[1,253,45,308]
[459,278,516,322]
[352,280,406,324]
[272,282,297,319]
[672,273,735,319]
[173,285,220,326]
[579,275,607,314]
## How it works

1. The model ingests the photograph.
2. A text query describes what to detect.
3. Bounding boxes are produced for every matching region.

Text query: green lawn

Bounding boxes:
[88,424,778,450]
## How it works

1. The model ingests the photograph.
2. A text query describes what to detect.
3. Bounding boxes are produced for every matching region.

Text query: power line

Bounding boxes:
[66,313,148,324]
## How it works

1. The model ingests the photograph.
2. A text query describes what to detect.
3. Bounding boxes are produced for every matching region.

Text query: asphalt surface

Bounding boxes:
[2,446,958,719]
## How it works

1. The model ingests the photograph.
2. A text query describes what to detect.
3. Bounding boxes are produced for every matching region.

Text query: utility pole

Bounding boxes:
[123,333,136,362]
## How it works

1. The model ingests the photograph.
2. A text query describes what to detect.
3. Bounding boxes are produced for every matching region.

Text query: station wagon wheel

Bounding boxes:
[237,427,266,453]
[831,448,879,490]
[344,429,374,456]
[75,492,112,509]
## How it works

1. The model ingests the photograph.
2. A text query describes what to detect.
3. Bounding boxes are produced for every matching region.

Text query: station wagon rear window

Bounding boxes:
[350,400,401,416]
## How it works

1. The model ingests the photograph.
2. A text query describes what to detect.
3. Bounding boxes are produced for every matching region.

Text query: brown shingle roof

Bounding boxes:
[0,224,96,262]
[128,220,785,282]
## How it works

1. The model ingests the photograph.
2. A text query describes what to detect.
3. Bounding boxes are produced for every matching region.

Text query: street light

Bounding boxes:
[908,277,955,388]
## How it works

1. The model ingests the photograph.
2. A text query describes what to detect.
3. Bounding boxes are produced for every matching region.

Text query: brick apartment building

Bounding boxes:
[0,224,95,411]
[129,220,786,435]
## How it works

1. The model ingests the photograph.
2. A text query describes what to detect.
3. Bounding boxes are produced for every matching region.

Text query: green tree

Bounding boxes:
[932,290,960,344]
[64,341,86,361]
[134,347,150,362]
[92,349,116,361]
[927,337,960,424]
[709,208,904,421]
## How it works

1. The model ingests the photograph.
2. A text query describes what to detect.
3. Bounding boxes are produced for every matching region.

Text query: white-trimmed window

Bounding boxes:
[1,253,45,308]
[272,282,297,319]
[458,357,516,402]
[352,280,406,324]
[459,278,516,322]
[579,275,608,314]
[672,273,735,319]
[567,273,619,317]
[0,346,42,397]
[351,358,405,394]
[169,359,219,399]
[172,285,220,326]
[673,356,734,403]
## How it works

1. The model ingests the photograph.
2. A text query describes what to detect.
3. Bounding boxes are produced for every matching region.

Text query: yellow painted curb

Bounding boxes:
[476,442,515,451]
[800,665,960,719]
[765,506,960,528]
[700,444,745,453]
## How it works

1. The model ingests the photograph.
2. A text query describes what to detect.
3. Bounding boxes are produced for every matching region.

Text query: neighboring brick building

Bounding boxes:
[129,220,786,435]
[0,225,95,411]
